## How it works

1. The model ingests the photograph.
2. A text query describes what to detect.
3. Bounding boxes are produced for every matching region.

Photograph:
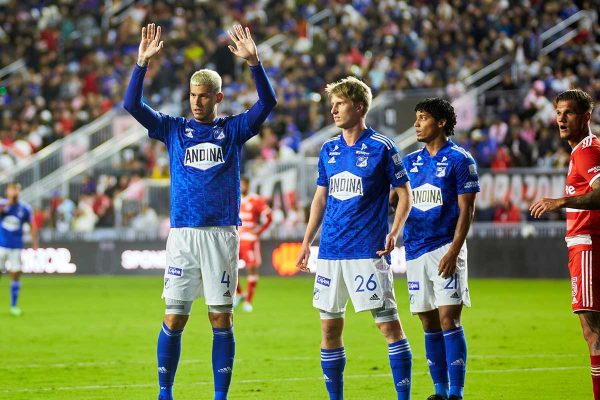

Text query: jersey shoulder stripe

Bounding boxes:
[450,145,473,159]
[371,136,391,150]
[324,135,341,144]
[371,132,395,148]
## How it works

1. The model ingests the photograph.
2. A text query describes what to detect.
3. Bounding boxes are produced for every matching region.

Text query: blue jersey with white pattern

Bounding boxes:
[150,114,252,227]
[317,128,409,261]
[124,63,276,228]
[0,199,32,249]
[402,140,480,260]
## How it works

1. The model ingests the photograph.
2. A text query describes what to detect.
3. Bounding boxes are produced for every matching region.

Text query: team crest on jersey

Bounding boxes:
[213,127,225,140]
[436,167,446,177]
[185,127,194,138]
[184,143,224,170]
[329,171,363,201]
[412,183,443,211]
[1,215,20,231]
[356,156,368,168]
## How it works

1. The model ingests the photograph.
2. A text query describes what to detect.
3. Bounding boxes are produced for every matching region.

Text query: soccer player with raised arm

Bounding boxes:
[402,98,479,400]
[530,89,600,399]
[234,176,272,312]
[123,23,276,400]
[0,182,38,316]
[296,76,413,400]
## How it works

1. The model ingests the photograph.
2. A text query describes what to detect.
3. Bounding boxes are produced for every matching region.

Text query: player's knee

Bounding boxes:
[439,314,461,331]
[208,305,233,328]
[320,311,344,341]
[163,313,189,331]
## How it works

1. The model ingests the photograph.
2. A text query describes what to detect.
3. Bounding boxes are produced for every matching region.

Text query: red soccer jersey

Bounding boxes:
[239,194,272,242]
[565,134,600,237]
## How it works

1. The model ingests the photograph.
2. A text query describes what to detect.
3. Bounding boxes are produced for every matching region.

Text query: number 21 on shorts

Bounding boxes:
[355,273,377,292]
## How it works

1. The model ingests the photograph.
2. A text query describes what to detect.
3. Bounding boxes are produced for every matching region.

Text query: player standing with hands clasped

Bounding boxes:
[402,98,479,400]
[297,76,413,400]
[123,23,276,400]
[530,89,600,400]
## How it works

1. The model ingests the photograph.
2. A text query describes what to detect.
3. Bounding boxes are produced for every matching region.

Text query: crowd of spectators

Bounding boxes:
[1,0,600,230]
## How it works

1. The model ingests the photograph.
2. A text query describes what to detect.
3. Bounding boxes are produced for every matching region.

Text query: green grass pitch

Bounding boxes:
[0,275,591,399]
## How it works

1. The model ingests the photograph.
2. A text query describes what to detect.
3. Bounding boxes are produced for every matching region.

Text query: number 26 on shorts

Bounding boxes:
[355,273,377,292]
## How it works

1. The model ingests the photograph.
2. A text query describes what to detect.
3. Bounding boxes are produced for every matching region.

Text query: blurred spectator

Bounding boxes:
[493,200,523,223]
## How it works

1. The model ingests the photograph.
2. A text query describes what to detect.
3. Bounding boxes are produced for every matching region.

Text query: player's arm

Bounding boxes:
[377,182,412,257]
[123,23,164,131]
[255,201,273,237]
[296,186,328,272]
[227,25,277,133]
[530,180,600,218]
[438,192,476,278]
[30,223,39,250]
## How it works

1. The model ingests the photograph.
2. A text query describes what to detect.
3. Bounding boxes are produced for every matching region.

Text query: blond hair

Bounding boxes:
[325,76,372,115]
[190,69,222,92]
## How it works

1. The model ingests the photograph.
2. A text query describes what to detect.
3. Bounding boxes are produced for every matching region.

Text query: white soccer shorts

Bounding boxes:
[313,258,397,313]
[406,242,471,313]
[162,227,239,305]
[0,247,22,273]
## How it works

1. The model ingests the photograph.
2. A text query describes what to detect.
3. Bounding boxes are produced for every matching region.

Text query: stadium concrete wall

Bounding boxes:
[22,238,568,278]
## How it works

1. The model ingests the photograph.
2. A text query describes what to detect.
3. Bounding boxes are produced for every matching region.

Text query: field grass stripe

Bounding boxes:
[1,366,589,393]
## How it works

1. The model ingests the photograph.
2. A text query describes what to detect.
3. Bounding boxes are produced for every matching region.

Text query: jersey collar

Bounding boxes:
[339,127,373,148]
[421,139,453,158]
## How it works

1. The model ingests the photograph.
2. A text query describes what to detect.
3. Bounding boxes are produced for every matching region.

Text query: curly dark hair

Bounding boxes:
[414,98,457,137]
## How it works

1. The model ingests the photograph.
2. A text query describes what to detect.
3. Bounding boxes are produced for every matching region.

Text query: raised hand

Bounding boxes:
[227,24,259,66]
[138,23,164,66]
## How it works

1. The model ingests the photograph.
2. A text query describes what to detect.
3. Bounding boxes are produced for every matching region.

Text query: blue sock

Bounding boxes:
[157,323,183,400]
[10,280,20,307]
[444,327,467,398]
[213,327,235,400]
[321,347,346,400]
[388,339,412,400]
[425,330,449,397]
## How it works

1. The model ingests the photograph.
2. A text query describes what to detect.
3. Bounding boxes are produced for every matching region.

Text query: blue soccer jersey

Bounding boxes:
[316,128,409,260]
[402,140,480,260]
[0,200,32,249]
[124,63,276,228]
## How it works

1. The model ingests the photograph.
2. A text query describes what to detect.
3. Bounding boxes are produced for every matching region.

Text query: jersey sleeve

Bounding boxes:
[386,144,409,187]
[455,155,480,194]
[575,144,600,187]
[230,113,254,145]
[147,113,180,145]
[316,146,329,187]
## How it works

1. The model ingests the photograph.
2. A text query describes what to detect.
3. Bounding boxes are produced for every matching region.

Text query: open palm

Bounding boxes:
[138,23,164,62]
[227,24,258,64]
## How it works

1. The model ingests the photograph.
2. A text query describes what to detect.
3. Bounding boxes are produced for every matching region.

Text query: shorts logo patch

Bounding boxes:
[167,267,183,277]
[408,281,420,290]
[450,292,460,299]
[223,290,231,297]
[572,277,578,304]
[316,275,331,287]
[313,287,320,300]
[369,293,380,301]
[164,278,170,288]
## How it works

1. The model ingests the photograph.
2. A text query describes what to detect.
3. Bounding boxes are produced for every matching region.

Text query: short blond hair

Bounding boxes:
[190,69,222,92]
[325,76,372,115]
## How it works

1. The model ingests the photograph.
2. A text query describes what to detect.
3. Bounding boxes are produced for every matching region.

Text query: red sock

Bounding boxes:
[236,281,243,295]
[246,276,258,303]
[591,355,600,399]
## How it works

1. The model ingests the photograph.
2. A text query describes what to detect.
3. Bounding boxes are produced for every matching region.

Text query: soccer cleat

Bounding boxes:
[426,395,447,400]
[233,294,245,309]
[242,302,253,312]
[448,396,462,400]
[9,306,22,316]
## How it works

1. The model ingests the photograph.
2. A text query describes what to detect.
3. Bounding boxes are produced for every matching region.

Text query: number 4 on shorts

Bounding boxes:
[221,271,230,288]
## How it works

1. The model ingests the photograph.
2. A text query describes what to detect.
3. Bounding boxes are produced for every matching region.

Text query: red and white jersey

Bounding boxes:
[239,193,272,242]
[565,134,600,240]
